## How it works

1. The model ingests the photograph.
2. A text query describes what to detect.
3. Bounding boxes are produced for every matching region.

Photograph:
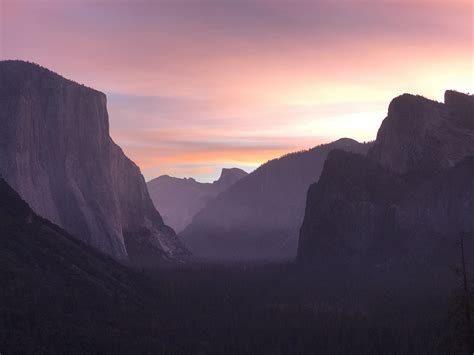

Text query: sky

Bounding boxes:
[1,0,472,182]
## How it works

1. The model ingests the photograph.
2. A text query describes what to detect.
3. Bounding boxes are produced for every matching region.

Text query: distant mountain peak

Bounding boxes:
[147,167,248,233]
[332,137,360,147]
[214,168,248,186]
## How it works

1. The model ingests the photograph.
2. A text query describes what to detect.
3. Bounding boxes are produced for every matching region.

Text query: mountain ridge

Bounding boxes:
[181,138,372,259]
[147,167,247,232]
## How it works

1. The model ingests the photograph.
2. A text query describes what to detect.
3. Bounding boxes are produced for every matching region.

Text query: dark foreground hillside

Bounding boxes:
[0,177,160,354]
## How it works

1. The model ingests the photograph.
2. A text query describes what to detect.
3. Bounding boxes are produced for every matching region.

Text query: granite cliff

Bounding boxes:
[0,60,188,263]
[298,91,474,266]
[369,90,474,174]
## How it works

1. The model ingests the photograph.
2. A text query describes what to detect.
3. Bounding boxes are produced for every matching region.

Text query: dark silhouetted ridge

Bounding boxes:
[0,176,158,353]
[298,90,474,269]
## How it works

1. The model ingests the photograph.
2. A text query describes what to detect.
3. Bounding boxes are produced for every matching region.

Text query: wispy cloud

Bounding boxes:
[105,93,384,179]
[1,0,471,181]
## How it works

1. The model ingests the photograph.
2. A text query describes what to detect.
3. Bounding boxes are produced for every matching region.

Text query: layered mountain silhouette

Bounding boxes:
[147,168,247,232]
[298,90,474,267]
[181,139,371,259]
[0,61,188,264]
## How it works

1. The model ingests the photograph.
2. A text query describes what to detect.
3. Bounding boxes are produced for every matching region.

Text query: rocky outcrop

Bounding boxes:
[0,60,188,263]
[181,138,371,259]
[298,91,474,266]
[368,91,474,174]
[147,168,247,232]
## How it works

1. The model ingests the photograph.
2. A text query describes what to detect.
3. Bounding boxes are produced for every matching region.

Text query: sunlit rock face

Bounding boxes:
[180,138,371,260]
[147,168,247,233]
[0,60,188,263]
[298,91,474,266]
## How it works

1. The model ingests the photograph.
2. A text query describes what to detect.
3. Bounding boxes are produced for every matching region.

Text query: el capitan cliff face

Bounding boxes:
[298,91,474,265]
[0,60,188,262]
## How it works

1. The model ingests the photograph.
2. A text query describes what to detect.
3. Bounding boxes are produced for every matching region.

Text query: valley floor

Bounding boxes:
[1,260,471,355]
